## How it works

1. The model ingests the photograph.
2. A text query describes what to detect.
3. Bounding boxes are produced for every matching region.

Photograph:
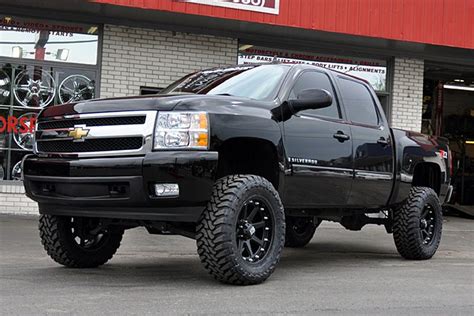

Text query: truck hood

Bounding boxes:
[39,94,275,118]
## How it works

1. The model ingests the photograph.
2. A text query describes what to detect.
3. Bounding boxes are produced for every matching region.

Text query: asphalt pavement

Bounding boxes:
[1,214,473,315]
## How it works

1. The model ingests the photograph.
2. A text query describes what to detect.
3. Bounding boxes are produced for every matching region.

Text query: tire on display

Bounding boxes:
[39,214,124,268]
[196,175,285,285]
[393,187,443,260]
[285,216,321,248]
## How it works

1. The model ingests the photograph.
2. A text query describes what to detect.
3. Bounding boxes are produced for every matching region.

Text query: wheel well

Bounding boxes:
[216,138,279,189]
[412,162,441,195]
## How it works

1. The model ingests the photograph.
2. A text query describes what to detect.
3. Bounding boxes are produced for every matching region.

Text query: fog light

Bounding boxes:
[154,183,179,197]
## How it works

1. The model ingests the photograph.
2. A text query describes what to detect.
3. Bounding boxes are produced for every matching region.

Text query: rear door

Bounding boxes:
[336,76,394,207]
[283,70,353,207]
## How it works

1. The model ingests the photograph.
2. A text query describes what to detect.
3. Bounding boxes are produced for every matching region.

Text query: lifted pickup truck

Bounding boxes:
[24,64,453,285]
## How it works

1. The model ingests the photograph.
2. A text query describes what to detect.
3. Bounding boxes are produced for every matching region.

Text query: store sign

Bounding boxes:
[177,0,280,14]
[239,47,387,91]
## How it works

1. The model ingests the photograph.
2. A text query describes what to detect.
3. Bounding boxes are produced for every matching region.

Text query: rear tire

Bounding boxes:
[39,214,124,268]
[393,187,442,260]
[285,216,321,248]
[196,175,285,285]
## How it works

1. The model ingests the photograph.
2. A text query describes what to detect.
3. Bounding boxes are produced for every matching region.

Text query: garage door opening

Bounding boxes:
[424,62,474,214]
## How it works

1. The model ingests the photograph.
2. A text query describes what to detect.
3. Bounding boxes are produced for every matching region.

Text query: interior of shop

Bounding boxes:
[424,62,474,214]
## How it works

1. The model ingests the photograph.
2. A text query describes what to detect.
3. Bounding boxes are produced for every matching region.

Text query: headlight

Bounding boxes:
[154,111,209,150]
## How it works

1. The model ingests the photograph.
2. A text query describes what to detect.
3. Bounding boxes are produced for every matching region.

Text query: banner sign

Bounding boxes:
[177,0,280,14]
[239,47,387,91]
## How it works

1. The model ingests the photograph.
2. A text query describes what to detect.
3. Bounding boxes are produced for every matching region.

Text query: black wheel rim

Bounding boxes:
[69,217,109,251]
[236,198,274,263]
[419,204,436,245]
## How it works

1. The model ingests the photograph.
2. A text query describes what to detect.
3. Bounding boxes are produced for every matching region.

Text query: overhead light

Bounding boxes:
[56,49,69,61]
[239,44,254,51]
[87,26,98,34]
[466,140,474,145]
[453,79,464,83]
[443,84,474,92]
[11,46,23,58]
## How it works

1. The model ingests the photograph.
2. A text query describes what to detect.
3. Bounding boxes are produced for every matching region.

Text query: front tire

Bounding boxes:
[285,216,321,248]
[39,214,124,268]
[393,187,442,260]
[196,175,285,285]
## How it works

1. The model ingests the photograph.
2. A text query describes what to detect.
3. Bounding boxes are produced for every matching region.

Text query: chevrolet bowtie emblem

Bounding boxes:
[68,125,89,141]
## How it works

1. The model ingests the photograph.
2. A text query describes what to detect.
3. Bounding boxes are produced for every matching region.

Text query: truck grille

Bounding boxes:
[37,138,144,153]
[34,111,157,157]
[38,116,146,130]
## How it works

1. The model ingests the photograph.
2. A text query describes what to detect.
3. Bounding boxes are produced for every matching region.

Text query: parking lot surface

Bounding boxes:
[1,214,473,315]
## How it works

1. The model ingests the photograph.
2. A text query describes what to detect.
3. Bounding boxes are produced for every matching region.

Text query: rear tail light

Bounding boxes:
[448,148,453,177]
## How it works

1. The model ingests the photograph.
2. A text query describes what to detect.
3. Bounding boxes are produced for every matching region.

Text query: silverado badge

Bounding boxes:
[68,125,89,142]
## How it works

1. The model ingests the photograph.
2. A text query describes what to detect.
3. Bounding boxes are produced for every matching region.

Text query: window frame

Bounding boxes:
[336,76,384,129]
[288,70,343,121]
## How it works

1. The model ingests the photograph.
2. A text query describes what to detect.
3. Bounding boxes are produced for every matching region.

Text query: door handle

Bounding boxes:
[377,137,389,146]
[333,131,350,142]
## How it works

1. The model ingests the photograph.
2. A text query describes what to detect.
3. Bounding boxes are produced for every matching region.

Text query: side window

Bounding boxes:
[338,77,379,126]
[289,71,340,119]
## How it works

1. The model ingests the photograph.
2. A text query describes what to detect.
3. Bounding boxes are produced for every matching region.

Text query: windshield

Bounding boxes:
[160,65,290,101]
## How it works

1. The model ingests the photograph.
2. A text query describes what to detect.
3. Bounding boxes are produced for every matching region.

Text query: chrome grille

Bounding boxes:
[35,111,157,157]
[38,116,146,130]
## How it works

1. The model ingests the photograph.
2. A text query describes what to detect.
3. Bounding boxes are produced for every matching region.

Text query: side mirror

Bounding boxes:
[289,89,333,114]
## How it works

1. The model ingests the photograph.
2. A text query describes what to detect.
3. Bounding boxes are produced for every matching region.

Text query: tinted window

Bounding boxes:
[338,78,379,126]
[289,71,340,119]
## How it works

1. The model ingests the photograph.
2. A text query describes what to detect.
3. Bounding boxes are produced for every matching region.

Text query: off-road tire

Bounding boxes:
[285,216,321,248]
[39,214,124,268]
[196,175,285,285]
[393,187,442,260]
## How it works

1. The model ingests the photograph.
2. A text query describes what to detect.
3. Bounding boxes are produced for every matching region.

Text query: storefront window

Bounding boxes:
[0,16,99,181]
[1,16,98,65]
[238,45,388,92]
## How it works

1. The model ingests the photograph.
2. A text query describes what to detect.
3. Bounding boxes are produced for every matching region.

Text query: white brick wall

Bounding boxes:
[100,25,237,98]
[0,184,38,215]
[391,58,424,132]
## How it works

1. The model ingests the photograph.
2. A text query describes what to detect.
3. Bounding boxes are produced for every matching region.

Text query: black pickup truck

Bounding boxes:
[23,64,452,285]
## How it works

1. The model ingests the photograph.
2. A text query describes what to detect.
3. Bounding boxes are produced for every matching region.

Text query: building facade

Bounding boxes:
[1,0,473,214]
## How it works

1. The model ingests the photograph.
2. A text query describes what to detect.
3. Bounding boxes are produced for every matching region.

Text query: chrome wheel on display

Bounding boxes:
[12,112,37,151]
[0,69,11,104]
[59,75,95,104]
[13,69,56,108]
[11,161,22,181]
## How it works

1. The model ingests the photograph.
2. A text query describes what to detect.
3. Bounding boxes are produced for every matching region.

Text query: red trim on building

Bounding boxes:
[91,0,474,50]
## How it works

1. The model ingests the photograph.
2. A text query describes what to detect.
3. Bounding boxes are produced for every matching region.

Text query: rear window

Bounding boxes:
[338,77,379,126]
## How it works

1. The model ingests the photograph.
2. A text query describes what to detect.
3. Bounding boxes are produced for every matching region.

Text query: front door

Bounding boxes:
[283,71,353,208]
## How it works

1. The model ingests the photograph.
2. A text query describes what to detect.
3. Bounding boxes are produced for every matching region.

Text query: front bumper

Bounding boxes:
[23,151,218,222]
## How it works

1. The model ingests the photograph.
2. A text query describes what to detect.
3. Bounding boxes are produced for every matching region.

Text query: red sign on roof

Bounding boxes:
[176,0,279,14]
